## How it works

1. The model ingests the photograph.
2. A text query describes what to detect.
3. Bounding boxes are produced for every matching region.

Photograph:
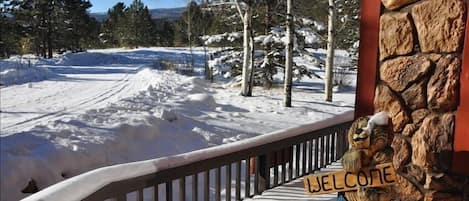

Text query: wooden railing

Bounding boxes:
[81,122,351,201]
[22,112,353,201]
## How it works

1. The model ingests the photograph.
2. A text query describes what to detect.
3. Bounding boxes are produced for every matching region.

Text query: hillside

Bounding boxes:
[91,7,185,21]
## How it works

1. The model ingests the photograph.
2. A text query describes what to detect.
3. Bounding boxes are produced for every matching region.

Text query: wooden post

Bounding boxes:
[354,0,382,118]
[452,1,469,176]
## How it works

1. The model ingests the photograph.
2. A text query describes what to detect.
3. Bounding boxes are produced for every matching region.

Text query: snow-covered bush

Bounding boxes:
[201,32,242,46]
[207,48,243,79]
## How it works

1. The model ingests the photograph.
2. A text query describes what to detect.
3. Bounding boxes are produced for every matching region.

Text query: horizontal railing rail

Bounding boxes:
[23,111,353,201]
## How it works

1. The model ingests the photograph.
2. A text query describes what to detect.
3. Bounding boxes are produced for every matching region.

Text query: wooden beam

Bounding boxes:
[354,0,382,118]
[452,1,469,176]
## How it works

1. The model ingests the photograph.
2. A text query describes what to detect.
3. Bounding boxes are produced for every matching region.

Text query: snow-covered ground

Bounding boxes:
[0,47,356,201]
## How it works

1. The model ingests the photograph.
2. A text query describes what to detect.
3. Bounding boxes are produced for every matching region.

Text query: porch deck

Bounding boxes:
[246,161,343,201]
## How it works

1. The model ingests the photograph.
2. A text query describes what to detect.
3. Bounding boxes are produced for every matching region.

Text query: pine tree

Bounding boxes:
[81,15,102,49]
[154,19,175,46]
[334,0,360,50]
[10,0,55,58]
[100,1,159,48]
[258,0,279,89]
[202,0,323,91]
[59,0,93,52]
[124,0,156,48]
[9,0,97,56]
[100,2,126,47]
[176,2,213,46]
[139,6,157,46]
[335,0,360,69]
[1,0,21,58]
[125,0,143,47]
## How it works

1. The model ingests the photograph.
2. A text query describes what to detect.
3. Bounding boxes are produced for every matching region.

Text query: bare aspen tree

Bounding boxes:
[187,2,194,74]
[200,1,211,80]
[247,28,255,96]
[284,0,293,107]
[235,0,253,96]
[325,0,335,102]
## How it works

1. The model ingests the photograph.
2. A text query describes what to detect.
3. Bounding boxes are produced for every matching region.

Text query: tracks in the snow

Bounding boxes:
[1,68,148,135]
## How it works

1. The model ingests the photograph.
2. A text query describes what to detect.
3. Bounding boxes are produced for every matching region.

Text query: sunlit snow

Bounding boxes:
[1,47,355,201]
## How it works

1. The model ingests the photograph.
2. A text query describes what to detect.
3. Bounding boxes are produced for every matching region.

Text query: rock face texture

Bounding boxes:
[381,0,418,10]
[411,0,466,53]
[372,0,467,199]
[392,135,411,170]
[402,123,418,137]
[424,192,462,201]
[379,56,432,92]
[393,174,424,201]
[412,113,454,171]
[379,12,414,61]
[407,164,426,184]
[427,55,462,112]
[411,109,430,124]
[374,84,410,132]
[402,79,427,110]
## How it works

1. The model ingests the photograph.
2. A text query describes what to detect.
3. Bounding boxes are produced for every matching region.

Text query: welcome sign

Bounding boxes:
[303,163,397,195]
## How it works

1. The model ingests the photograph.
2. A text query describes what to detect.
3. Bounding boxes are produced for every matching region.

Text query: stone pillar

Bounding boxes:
[377,0,468,200]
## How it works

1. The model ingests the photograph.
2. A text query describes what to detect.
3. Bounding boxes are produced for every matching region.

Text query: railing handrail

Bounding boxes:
[22,111,354,201]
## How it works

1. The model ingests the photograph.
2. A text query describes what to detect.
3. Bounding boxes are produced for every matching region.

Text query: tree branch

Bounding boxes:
[234,0,245,23]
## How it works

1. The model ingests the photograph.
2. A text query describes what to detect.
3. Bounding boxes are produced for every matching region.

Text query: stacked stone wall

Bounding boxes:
[377,0,468,200]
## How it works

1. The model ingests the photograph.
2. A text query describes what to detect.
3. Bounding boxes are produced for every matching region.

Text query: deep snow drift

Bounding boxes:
[0,47,356,201]
[0,57,60,86]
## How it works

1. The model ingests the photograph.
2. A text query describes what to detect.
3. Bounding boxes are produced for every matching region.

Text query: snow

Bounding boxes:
[299,18,326,32]
[21,111,353,201]
[368,112,390,126]
[304,48,354,68]
[160,109,178,122]
[0,57,60,86]
[252,25,322,48]
[207,50,242,77]
[0,47,356,201]
[254,28,288,46]
[56,52,136,66]
[297,28,321,45]
[364,112,390,134]
[201,32,242,45]
[186,93,217,109]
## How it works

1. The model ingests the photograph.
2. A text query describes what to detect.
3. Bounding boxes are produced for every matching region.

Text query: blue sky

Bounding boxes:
[89,0,187,13]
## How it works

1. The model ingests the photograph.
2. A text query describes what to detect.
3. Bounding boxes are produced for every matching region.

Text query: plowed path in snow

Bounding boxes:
[1,67,152,135]
[0,49,187,136]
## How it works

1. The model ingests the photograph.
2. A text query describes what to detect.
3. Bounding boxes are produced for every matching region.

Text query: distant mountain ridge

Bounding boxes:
[91,7,185,21]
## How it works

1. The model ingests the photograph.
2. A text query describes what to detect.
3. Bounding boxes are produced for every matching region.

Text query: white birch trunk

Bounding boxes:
[325,0,335,102]
[187,4,194,74]
[284,0,294,107]
[240,6,252,96]
[248,27,255,96]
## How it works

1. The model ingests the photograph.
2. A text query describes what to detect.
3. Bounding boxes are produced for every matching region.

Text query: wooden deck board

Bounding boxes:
[245,161,343,201]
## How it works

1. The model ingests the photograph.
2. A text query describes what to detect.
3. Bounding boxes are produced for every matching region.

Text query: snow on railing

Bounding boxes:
[22,111,354,201]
